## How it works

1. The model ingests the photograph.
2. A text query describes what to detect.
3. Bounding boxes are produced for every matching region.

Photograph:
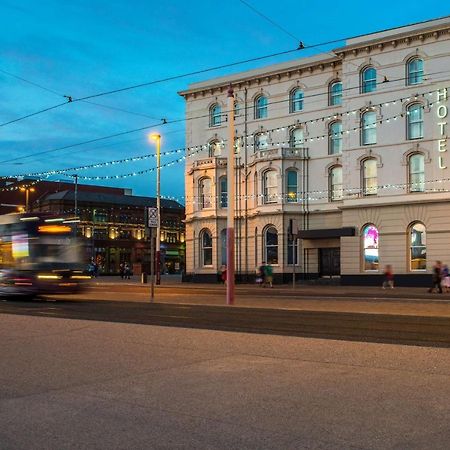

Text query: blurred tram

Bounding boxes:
[0,213,90,298]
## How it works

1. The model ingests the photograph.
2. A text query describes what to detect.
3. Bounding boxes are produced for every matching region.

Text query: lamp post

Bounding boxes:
[149,133,161,285]
[226,85,235,305]
[20,187,35,212]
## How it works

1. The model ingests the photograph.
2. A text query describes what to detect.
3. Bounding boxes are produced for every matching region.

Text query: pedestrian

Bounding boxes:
[119,262,125,280]
[258,262,266,287]
[124,262,131,280]
[221,265,227,285]
[382,264,394,289]
[441,264,450,293]
[255,265,263,286]
[428,261,443,293]
[264,262,273,288]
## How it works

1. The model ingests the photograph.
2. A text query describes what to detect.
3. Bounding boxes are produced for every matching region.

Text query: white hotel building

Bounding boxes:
[179,16,450,285]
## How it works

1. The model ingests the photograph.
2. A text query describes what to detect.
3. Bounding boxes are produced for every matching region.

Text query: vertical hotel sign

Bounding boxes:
[437,88,448,169]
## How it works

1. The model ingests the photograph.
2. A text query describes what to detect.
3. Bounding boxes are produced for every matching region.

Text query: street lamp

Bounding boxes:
[149,133,161,285]
[20,187,35,212]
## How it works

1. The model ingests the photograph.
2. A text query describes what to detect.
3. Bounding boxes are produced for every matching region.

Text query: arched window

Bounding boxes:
[255,95,268,119]
[410,222,426,271]
[263,170,278,203]
[199,177,212,209]
[361,67,377,93]
[219,176,227,208]
[220,229,227,265]
[200,229,213,266]
[361,111,377,145]
[362,159,377,196]
[329,166,343,201]
[407,103,424,140]
[210,104,221,127]
[264,226,278,264]
[329,121,342,154]
[329,81,342,106]
[254,132,268,151]
[407,58,424,85]
[290,88,304,113]
[290,128,304,148]
[362,224,379,271]
[286,170,298,202]
[208,140,221,157]
[409,153,425,192]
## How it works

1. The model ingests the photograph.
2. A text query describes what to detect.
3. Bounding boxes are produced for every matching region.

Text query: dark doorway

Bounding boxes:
[319,248,340,277]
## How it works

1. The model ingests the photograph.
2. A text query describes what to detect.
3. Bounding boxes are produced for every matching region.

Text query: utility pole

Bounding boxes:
[74,174,78,217]
[226,85,235,305]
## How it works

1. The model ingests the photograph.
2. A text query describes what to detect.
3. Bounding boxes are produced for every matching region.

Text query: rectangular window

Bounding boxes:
[287,171,298,202]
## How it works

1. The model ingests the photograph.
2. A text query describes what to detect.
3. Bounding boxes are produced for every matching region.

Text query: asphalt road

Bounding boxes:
[1,283,450,347]
[1,314,450,449]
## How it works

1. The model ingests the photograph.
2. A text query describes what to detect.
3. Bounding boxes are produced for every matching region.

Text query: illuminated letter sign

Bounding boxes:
[437,88,448,169]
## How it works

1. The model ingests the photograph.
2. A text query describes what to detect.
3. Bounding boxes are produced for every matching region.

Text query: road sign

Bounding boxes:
[147,207,158,228]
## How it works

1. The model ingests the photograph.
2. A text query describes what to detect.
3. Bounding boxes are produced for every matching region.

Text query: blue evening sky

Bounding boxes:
[1,0,449,202]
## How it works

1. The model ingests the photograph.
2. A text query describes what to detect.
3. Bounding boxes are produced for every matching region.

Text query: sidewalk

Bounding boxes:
[92,275,450,301]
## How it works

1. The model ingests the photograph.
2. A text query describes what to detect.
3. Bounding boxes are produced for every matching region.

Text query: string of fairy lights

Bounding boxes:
[1,86,448,202]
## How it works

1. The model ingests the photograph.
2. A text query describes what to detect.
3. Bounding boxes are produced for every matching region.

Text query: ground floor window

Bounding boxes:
[264,226,278,264]
[362,224,379,271]
[410,222,426,270]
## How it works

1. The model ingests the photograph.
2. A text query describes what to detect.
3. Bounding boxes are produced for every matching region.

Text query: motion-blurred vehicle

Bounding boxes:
[0,213,90,298]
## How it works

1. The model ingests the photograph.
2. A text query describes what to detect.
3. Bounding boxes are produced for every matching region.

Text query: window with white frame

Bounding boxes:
[409,153,425,192]
[290,128,304,148]
[361,67,377,93]
[329,121,342,154]
[263,170,278,203]
[329,166,343,201]
[362,159,377,195]
[255,95,268,119]
[407,58,424,85]
[410,222,426,271]
[407,103,424,139]
[219,176,227,208]
[200,229,213,266]
[208,140,221,157]
[254,132,268,151]
[264,226,278,264]
[361,111,377,145]
[286,170,298,202]
[199,177,212,209]
[290,88,304,113]
[210,104,221,127]
[362,224,379,271]
[329,81,342,106]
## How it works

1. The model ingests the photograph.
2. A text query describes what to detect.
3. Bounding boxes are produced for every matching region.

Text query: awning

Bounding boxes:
[297,227,356,239]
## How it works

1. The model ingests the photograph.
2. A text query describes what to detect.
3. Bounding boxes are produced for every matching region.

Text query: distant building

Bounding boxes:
[179,16,450,285]
[0,179,185,275]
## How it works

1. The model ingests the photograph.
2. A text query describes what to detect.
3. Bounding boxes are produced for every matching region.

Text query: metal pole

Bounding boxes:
[74,174,78,217]
[226,85,235,305]
[25,190,29,212]
[292,237,296,288]
[156,136,161,285]
[150,227,155,301]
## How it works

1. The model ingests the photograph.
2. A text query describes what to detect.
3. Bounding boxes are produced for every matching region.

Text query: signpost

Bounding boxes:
[147,207,158,301]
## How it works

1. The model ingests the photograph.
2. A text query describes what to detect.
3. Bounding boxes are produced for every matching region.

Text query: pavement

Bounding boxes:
[1,313,449,449]
[83,275,450,319]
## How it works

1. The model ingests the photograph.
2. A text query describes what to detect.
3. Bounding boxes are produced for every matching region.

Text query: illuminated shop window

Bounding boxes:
[362,224,379,271]
[410,222,426,271]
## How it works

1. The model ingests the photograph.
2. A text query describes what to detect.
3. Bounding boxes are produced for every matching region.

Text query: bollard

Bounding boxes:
[141,272,148,284]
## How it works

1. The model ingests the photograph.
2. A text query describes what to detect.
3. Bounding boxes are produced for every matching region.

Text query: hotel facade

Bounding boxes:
[180,16,450,285]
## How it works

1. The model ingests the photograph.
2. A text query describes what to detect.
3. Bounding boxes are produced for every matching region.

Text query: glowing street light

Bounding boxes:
[20,187,35,212]
[149,133,161,285]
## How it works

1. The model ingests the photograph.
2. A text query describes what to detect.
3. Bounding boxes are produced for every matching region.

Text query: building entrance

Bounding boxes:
[319,248,340,277]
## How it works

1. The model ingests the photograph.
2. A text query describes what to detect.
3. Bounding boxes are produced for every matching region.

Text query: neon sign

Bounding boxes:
[437,88,448,169]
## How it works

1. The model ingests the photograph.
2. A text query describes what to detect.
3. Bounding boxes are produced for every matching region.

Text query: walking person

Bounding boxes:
[119,262,125,280]
[382,264,394,289]
[255,265,263,286]
[264,262,273,288]
[441,264,450,293]
[428,261,443,293]
[124,262,131,280]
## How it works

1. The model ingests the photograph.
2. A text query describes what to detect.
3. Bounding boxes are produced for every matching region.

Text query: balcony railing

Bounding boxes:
[251,146,308,162]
